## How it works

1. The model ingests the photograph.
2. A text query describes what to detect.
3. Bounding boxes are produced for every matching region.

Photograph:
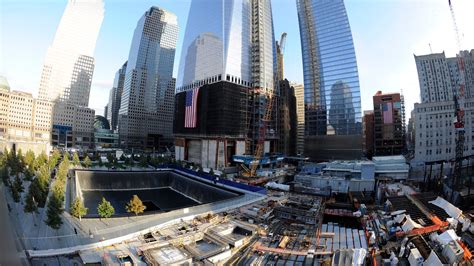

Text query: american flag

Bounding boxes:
[185,87,200,128]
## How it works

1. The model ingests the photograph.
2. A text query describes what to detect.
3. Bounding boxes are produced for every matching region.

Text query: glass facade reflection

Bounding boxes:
[177,0,275,93]
[296,0,361,137]
[118,7,178,146]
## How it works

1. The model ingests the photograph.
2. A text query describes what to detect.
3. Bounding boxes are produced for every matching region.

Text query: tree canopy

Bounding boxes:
[97,197,115,219]
[70,198,88,220]
[125,195,146,216]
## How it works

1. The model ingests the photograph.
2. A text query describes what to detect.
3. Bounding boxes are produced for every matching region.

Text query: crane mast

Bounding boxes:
[448,0,466,192]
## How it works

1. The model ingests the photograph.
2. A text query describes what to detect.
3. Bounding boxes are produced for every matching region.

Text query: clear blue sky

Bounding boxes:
[1,0,473,118]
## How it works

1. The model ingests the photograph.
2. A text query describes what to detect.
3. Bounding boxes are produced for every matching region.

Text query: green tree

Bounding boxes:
[13,174,24,193]
[27,179,46,207]
[45,195,63,230]
[37,165,50,191]
[139,155,148,168]
[1,166,9,186]
[106,153,114,164]
[70,198,88,221]
[48,149,61,170]
[209,168,215,175]
[24,193,38,213]
[57,159,69,181]
[34,151,48,170]
[125,195,146,216]
[83,156,92,168]
[11,184,20,202]
[8,149,24,176]
[24,168,34,181]
[72,152,80,167]
[97,197,115,219]
[24,150,35,169]
[51,181,65,203]
[16,149,24,172]
[98,159,103,167]
[0,148,7,166]
[113,158,120,169]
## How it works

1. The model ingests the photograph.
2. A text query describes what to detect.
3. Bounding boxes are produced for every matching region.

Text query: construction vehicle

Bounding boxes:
[448,0,467,198]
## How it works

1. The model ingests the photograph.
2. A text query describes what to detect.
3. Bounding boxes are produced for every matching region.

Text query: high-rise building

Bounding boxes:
[103,104,108,118]
[118,7,178,149]
[362,110,374,159]
[174,0,277,169]
[372,91,405,156]
[0,76,53,154]
[415,52,454,103]
[296,0,362,161]
[406,114,415,158]
[412,50,474,163]
[277,80,297,156]
[292,82,305,155]
[415,50,474,103]
[106,61,127,131]
[38,0,104,149]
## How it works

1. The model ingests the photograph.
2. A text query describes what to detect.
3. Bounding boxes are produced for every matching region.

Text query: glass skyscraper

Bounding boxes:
[177,0,275,93]
[37,0,104,148]
[106,61,127,131]
[296,0,362,159]
[38,0,104,106]
[118,7,178,148]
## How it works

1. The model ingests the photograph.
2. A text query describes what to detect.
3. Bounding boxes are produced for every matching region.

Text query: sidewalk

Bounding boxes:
[0,184,28,266]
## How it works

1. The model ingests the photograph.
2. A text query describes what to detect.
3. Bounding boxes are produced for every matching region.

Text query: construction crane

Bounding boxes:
[240,93,274,178]
[250,94,273,177]
[448,0,466,194]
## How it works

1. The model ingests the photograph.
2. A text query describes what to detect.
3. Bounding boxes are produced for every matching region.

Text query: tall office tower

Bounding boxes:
[296,0,362,160]
[292,82,305,155]
[38,0,104,149]
[106,61,127,131]
[103,104,108,118]
[118,7,178,149]
[174,0,276,169]
[412,50,474,163]
[372,91,405,156]
[277,80,297,156]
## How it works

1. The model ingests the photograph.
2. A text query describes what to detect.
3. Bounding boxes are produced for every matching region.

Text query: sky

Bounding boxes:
[1,0,473,119]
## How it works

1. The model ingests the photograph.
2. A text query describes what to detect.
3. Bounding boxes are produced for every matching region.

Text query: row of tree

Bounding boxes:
[70,195,147,220]
[44,156,70,229]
